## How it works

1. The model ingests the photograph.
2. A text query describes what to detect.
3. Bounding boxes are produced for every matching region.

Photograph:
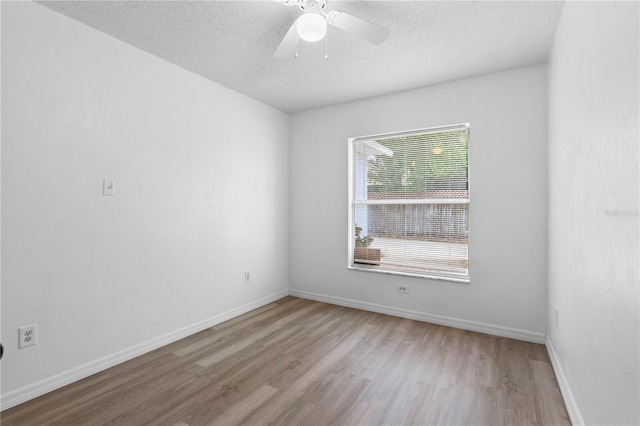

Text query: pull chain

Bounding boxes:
[295,33,299,59]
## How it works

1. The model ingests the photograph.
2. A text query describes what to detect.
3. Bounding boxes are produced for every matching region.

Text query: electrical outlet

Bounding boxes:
[397,284,409,294]
[245,272,251,283]
[103,179,115,196]
[19,324,37,349]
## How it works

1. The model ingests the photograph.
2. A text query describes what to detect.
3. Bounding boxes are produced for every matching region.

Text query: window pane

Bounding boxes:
[355,203,469,275]
[366,130,468,200]
[351,124,470,280]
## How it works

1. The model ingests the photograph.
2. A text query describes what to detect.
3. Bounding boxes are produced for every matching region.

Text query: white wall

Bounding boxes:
[547,2,639,425]
[1,1,289,405]
[290,66,548,340]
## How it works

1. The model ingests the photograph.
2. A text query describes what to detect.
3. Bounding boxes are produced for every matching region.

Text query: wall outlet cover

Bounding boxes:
[19,324,37,349]
[397,284,409,294]
[103,179,115,196]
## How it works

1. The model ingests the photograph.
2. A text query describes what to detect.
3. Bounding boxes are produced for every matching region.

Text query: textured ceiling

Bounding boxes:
[39,1,565,113]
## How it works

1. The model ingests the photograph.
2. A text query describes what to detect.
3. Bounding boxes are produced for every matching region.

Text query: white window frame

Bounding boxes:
[347,123,470,283]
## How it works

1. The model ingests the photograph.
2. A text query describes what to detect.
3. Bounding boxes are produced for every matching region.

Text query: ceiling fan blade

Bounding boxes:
[326,10,389,45]
[273,21,298,58]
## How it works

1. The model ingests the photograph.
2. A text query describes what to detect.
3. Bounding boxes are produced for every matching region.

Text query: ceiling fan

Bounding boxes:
[273,0,390,58]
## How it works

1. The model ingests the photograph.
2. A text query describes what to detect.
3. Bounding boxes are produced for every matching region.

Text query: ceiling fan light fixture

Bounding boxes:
[296,12,327,42]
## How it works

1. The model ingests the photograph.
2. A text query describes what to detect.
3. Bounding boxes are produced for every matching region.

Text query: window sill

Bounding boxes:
[348,264,470,284]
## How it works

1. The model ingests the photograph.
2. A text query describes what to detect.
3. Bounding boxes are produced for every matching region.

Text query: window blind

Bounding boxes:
[351,124,469,281]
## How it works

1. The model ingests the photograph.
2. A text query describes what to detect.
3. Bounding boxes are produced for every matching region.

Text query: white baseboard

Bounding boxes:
[546,337,584,426]
[1,289,289,411]
[288,289,546,344]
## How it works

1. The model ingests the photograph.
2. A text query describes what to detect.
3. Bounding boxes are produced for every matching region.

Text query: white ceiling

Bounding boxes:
[39,1,565,113]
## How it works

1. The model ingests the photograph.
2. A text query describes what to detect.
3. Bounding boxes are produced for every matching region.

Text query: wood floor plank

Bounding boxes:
[296,371,370,425]
[531,358,572,426]
[170,298,309,358]
[2,297,571,426]
[240,322,377,425]
[195,301,323,368]
[267,401,316,426]
[207,383,278,426]
[352,324,435,425]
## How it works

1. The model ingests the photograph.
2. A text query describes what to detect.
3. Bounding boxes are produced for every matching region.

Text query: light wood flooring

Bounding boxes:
[2,297,570,425]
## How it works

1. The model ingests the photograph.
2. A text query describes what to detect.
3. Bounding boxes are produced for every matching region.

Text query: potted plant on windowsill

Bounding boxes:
[354,225,381,264]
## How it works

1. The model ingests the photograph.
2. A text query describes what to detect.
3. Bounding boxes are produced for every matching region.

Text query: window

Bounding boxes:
[348,123,470,282]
